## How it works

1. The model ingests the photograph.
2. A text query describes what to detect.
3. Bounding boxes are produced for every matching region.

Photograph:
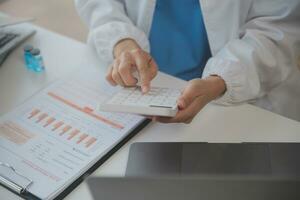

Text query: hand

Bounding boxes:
[153,76,226,124]
[106,39,158,93]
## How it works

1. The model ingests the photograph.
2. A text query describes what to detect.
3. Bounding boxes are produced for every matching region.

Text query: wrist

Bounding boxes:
[204,75,226,100]
[113,39,141,58]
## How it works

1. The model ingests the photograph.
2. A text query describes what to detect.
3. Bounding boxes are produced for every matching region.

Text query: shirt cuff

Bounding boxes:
[88,21,150,64]
[202,57,260,105]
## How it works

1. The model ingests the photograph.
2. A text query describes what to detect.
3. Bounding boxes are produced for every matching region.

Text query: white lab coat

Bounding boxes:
[75,0,300,121]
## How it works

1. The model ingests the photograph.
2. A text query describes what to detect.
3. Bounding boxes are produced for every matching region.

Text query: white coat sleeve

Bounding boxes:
[202,0,300,105]
[75,0,150,63]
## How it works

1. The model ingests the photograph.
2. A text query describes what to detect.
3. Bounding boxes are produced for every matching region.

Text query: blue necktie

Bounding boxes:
[149,0,211,80]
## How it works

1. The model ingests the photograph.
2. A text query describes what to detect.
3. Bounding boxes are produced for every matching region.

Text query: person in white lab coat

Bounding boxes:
[75,0,300,123]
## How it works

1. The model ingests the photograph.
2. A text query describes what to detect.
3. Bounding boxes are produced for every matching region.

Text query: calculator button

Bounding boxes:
[102,86,181,116]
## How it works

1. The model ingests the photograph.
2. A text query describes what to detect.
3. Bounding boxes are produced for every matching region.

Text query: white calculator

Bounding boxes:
[98,86,181,117]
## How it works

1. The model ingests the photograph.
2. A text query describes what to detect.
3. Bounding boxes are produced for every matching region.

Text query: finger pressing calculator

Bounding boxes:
[98,86,181,117]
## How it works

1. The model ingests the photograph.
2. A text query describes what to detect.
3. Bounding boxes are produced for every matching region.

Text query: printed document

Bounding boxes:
[0,70,145,199]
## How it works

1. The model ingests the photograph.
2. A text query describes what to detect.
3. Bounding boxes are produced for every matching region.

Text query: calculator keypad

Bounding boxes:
[108,87,181,108]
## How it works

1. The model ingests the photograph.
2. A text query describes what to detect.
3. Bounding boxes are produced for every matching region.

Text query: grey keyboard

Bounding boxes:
[0,25,36,65]
[0,33,18,48]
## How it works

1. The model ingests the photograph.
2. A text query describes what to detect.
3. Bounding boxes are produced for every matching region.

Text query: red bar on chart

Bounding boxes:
[83,107,94,113]
[44,117,55,127]
[52,121,64,131]
[77,133,88,144]
[67,129,80,140]
[59,125,72,136]
[85,137,97,148]
[28,109,40,119]
[36,113,48,123]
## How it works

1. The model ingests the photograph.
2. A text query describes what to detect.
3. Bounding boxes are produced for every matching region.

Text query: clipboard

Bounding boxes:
[0,162,39,200]
[0,119,150,200]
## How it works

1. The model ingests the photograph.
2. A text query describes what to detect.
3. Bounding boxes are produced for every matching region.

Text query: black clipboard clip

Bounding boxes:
[0,161,33,194]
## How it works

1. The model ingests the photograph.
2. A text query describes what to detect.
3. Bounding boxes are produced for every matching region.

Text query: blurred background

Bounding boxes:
[0,0,88,42]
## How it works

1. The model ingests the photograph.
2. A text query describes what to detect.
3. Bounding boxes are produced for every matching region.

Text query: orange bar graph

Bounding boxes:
[68,129,80,140]
[77,133,88,144]
[36,113,48,123]
[43,117,55,127]
[47,92,124,129]
[26,109,98,147]
[52,121,64,131]
[85,137,97,148]
[28,109,40,119]
[59,125,72,136]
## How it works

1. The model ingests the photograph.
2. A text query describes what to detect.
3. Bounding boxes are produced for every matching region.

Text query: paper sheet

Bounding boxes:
[0,71,145,199]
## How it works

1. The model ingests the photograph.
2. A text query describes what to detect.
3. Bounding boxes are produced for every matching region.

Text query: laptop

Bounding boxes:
[0,16,36,65]
[87,142,300,200]
[126,142,300,176]
[87,176,300,200]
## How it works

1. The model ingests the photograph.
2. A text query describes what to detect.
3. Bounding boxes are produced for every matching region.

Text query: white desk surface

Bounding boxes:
[1,24,300,200]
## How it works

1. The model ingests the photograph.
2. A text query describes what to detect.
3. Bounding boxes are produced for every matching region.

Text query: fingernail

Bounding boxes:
[177,100,185,109]
[142,86,149,93]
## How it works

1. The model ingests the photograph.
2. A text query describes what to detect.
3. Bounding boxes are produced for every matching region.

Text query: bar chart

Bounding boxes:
[47,92,124,130]
[27,108,98,148]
